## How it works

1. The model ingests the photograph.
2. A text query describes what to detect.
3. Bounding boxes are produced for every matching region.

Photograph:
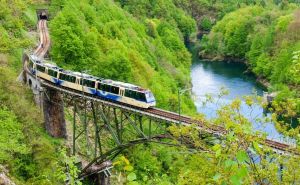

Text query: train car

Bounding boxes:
[96,80,156,108]
[26,60,156,108]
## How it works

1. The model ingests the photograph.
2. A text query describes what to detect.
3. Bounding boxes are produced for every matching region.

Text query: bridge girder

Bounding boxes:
[42,89,185,179]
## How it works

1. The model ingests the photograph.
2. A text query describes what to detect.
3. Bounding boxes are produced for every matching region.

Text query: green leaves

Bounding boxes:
[212,144,222,158]
[202,3,300,116]
[252,141,261,153]
[127,172,137,181]
[236,150,248,163]
[0,107,28,162]
[230,166,248,185]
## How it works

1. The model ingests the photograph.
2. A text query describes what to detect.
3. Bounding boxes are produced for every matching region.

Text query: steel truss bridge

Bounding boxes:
[21,9,298,183]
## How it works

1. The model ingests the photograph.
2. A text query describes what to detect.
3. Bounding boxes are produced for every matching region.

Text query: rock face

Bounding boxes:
[0,174,15,185]
[43,88,67,138]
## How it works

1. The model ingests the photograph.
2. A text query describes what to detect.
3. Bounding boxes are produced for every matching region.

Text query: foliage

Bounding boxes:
[0,64,65,184]
[0,0,35,55]
[201,3,300,115]
[0,107,29,162]
[2,0,300,184]
[110,94,300,184]
[49,0,196,113]
[200,16,213,31]
[0,1,66,183]
[55,149,82,185]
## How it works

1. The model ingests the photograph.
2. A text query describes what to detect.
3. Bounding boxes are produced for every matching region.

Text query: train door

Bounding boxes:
[75,77,81,85]
[119,87,125,96]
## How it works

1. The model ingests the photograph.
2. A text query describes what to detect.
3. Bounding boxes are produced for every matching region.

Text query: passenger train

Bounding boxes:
[26,57,156,108]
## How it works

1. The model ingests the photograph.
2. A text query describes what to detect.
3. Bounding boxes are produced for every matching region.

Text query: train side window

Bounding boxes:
[111,86,119,94]
[91,80,95,88]
[59,73,66,80]
[48,69,58,77]
[125,89,131,97]
[105,84,111,92]
[82,79,95,88]
[82,79,87,86]
[99,83,105,91]
[137,92,146,101]
[125,90,137,99]
[36,65,45,72]
[69,76,76,83]
[132,91,138,99]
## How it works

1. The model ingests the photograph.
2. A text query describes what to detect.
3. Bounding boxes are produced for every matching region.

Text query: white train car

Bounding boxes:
[27,60,156,108]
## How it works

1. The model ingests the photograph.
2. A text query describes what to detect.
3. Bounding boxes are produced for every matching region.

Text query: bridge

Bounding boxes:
[20,9,298,184]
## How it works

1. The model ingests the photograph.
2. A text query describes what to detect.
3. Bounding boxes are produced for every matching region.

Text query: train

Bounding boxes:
[26,57,156,108]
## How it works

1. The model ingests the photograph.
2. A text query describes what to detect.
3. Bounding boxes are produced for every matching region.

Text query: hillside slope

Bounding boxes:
[201,3,300,116]
[0,1,65,184]
[49,0,197,114]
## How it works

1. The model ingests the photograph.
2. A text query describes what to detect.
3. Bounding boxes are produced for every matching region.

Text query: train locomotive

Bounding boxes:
[27,58,156,108]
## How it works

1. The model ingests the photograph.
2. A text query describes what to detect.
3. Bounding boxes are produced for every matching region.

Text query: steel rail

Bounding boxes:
[33,20,50,58]
[39,79,297,154]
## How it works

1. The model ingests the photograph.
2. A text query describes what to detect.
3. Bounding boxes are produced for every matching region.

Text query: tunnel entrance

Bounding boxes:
[40,13,48,20]
[36,9,49,20]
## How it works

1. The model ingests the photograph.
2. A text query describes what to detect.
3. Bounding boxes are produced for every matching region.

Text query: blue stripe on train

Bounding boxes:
[96,90,120,101]
[88,88,97,95]
[31,69,36,75]
[52,78,64,86]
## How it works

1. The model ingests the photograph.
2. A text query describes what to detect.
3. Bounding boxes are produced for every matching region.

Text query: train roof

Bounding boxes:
[102,80,147,92]
[43,62,57,68]
[42,62,63,70]
[34,61,149,92]
[30,54,41,61]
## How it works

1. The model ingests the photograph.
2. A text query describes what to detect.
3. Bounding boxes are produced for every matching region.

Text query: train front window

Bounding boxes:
[146,92,155,102]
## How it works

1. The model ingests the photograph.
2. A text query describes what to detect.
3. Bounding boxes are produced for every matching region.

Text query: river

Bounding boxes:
[190,56,287,141]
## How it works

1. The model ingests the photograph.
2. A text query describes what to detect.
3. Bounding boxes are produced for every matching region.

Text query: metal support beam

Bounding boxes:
[73,103,77,155]
[99,107,121,145]
[92,102,102,157]
[123,112,147,139]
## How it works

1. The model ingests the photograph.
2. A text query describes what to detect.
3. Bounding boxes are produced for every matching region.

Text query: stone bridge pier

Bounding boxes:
[43,88,67,138]
[21,54,66,138]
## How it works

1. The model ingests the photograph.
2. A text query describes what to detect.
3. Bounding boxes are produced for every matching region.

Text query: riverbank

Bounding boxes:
[193,36,271,90]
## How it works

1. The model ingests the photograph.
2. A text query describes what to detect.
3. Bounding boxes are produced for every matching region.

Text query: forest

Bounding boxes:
[0,0,299,184]
[200,1,300,116]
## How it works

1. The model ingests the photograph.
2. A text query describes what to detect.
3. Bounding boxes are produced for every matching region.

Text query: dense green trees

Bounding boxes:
[0,0,34,55]
[48,1,300,184]
[0,1,67,184]
[201,2,300,115]
[111,95,300,184]
[1,0,300,184]
[50,0,196,113]
[0,63,65,184]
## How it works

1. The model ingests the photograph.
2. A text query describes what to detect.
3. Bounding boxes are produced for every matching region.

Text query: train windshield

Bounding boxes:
[145,92,155,103]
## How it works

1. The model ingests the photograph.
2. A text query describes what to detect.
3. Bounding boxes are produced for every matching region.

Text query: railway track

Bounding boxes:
[29,12,297,155]
[39,79,297,154]
[33,19,49,58]
[147,108,296,154]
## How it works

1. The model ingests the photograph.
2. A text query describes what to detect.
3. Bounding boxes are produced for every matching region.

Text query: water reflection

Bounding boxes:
[191,60,287,142]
